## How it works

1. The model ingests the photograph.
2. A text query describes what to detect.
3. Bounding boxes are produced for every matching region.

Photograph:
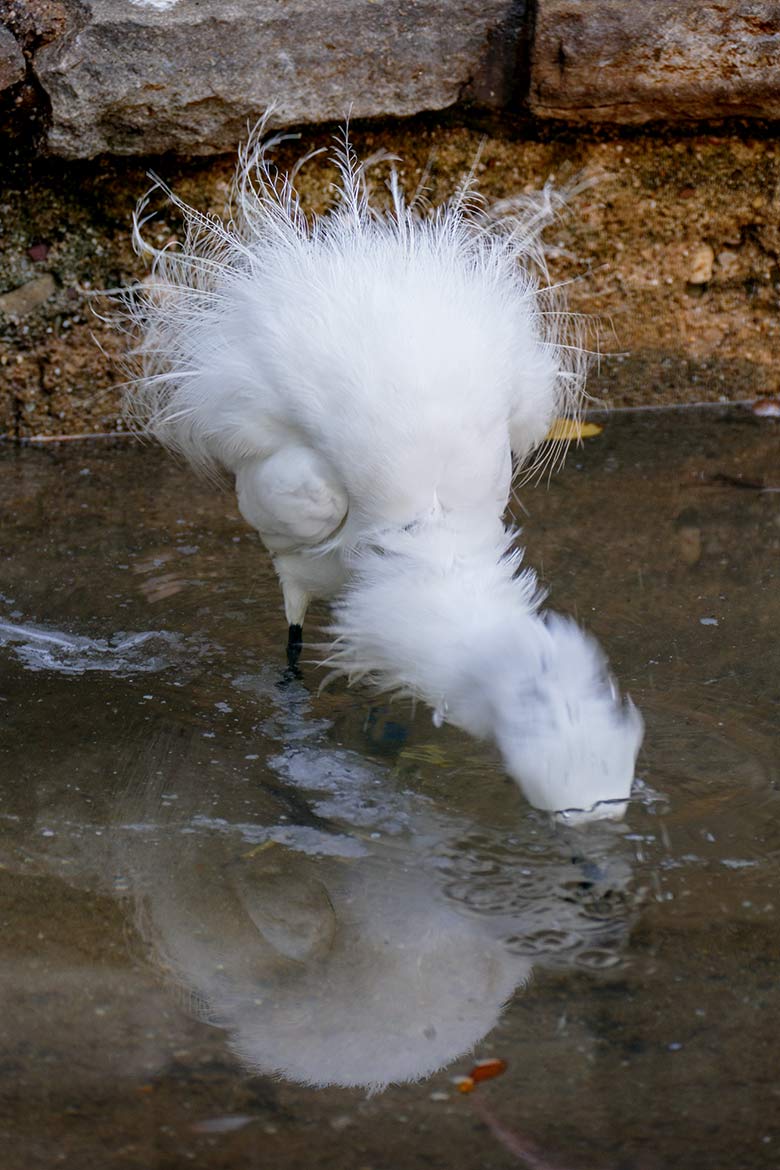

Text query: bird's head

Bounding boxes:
[487,614,643,824]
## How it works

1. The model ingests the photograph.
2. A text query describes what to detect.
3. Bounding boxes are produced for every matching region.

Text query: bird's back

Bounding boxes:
[125,135,575,538]
[145,230,559,541]
[230,235,523,526]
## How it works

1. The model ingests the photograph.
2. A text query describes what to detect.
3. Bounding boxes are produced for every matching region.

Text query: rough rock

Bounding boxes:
[34,0,520,158]
[0,24,25,91]
[530,0,780,122]
[0,273,56,316]
[688,244,715,285]
[1,0,74,48]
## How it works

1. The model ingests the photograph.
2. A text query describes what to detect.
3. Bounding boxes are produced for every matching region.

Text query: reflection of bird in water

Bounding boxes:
[140,838,530,1090]
[123,116,642,821]
[113,689,635,1092]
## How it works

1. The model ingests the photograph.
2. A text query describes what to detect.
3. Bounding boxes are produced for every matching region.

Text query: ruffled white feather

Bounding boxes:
[119,116,642,819]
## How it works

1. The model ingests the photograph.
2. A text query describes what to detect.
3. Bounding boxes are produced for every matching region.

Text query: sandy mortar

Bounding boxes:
[2,117,780,439]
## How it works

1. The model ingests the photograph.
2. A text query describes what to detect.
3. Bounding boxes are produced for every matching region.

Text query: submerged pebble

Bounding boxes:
[190,1115,255,1134]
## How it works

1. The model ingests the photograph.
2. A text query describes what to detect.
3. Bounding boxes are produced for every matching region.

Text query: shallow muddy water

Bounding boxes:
[1,409,779,1170]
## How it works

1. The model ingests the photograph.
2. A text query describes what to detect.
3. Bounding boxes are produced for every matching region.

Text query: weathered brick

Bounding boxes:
[531,0,780,123]
[34,0,522,158]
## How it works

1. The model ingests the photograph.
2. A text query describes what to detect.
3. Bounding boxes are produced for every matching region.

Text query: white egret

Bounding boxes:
[123,119,642,822]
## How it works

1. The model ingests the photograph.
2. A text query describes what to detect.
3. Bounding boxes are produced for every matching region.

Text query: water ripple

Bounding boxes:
[0,616,184,676]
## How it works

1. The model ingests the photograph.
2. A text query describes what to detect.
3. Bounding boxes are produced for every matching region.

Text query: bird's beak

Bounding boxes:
[553,798,629,827]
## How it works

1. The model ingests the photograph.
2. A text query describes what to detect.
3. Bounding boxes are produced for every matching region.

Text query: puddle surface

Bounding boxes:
[1,410,779,1169]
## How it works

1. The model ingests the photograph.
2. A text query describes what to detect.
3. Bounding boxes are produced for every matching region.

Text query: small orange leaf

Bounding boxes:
[545,418,603,441]
[470,1058,508,1083]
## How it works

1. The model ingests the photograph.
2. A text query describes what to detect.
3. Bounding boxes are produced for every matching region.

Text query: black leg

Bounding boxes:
[286,623,303,669]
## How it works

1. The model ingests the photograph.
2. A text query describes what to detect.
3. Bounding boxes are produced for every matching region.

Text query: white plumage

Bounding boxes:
[123,118,642,821]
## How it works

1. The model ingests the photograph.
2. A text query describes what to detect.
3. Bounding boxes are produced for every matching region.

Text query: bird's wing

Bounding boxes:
[235,446,348,553]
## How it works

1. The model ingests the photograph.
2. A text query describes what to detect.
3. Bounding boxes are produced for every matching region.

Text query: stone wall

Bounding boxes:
[2,1,780,437]
[3,1,780,156]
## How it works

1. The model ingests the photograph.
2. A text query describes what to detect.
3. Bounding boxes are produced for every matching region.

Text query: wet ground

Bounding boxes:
[1,409,779,1170]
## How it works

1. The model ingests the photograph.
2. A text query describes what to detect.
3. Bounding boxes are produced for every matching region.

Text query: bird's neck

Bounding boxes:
[324,515,546,737]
